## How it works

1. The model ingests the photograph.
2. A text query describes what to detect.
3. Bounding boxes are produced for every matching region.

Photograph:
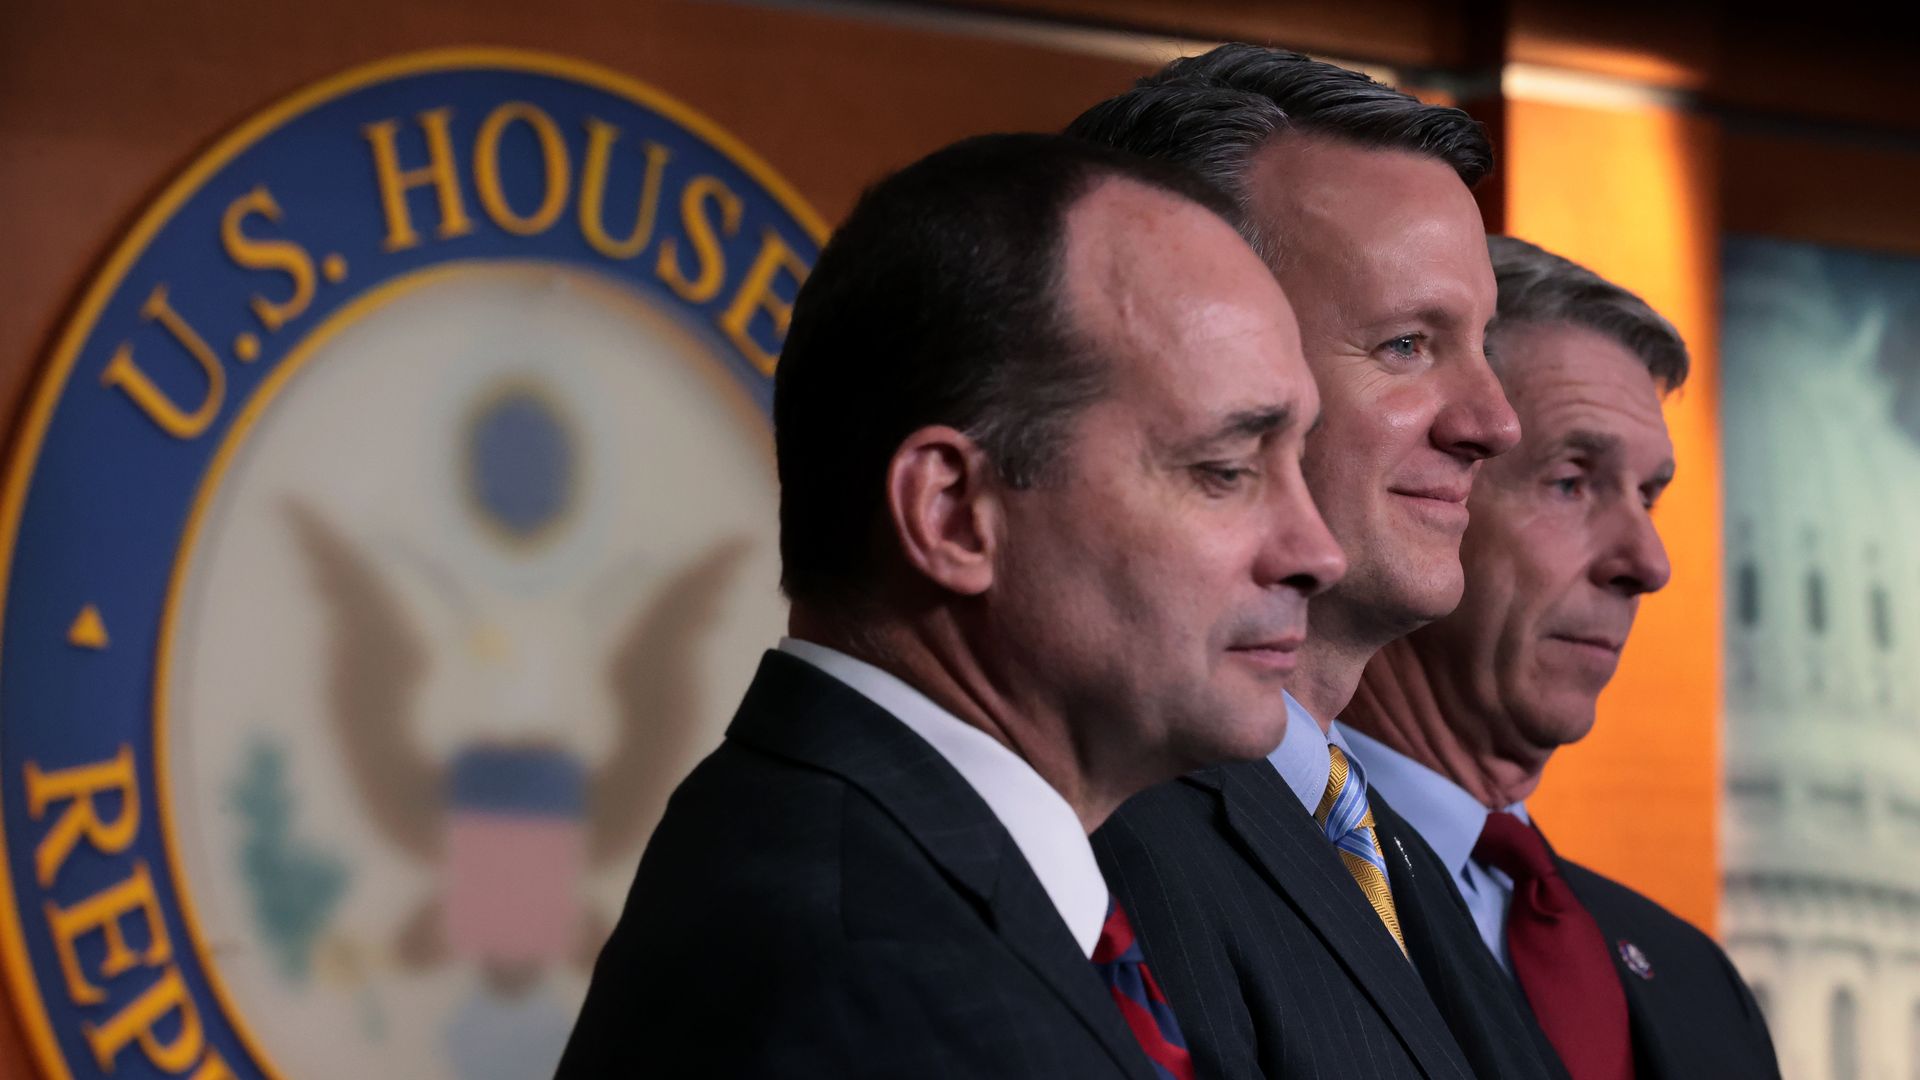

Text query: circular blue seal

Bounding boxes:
[0,48,823,1080]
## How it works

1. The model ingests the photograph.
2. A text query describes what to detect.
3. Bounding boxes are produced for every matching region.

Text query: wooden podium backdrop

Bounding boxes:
[2,0,1914,1075]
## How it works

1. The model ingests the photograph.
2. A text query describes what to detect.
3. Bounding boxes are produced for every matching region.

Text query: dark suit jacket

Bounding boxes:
[1371,794,1570,1080]
[1553,843,1781,1080]
[1093,759,1489,1080]
[558,651,1157,1079]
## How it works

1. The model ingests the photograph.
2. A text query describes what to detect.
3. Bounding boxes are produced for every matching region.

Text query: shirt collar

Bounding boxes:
[776,637,1108,957]
[1333,723,1528,878]
[1266,691,1360,814]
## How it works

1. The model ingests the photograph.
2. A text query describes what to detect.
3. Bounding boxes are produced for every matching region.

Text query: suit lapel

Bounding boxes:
[1608,943,1684,1080]
[986,858,1158,1080]
[1550,847,1684,1080]
[1209,760,1471,1080]
[1373,794,1569,1080]
[728,651,1155,1080]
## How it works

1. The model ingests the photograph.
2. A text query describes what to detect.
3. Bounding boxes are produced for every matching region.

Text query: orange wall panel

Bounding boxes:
[1505,97,1723,933]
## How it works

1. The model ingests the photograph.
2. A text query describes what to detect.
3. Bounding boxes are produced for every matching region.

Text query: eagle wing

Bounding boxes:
[285,500,443,861]
[590,537,751,865]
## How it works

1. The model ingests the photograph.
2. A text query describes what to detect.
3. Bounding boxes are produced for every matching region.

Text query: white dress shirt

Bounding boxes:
[778,637,1109,957]
[1336,722,1530,974]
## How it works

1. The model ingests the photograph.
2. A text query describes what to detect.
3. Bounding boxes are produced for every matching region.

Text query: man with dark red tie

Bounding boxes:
[559,132,1345,1076]
[1340,236,1781,1079]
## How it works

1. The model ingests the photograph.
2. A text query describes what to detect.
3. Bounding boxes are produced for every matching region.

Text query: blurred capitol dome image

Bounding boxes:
[1720,236,1920,1080]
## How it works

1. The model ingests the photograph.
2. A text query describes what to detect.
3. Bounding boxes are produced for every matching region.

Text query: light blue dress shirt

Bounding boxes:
[1265,691,1360,814]
[1334,723,1530,976]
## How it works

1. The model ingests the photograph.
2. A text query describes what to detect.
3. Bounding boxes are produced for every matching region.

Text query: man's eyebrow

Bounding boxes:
[1362,303,1466,333]
[1172,406,1295,456]
[1556,430,1677,488]
[1557,429,1622,458]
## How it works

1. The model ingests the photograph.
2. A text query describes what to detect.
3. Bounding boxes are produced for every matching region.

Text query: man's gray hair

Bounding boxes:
[1066,43,1492,264]
[1487,235,1690,392]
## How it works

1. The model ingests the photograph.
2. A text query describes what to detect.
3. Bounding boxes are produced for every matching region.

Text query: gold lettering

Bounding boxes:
[473,102,570,236]
[720,227,809,375]
[656,175,741,303]
[363,108,474,252]
[578,120,671,259]
[191,1050,237,1080]
[83,966,203,1074]
[220,186,316,333]
[100,286,226,439]
[24,746,138,888]
[45,861,172,1005]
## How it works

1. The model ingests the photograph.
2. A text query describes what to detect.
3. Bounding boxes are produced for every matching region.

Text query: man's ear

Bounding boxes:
[885,426,1001,597]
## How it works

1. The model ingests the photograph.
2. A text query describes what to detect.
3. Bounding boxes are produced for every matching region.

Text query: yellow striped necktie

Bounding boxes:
[1314,745,1407,955]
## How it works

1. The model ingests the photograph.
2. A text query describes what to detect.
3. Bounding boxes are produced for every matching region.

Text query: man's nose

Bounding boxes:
[1265,479,1346,598]
[1594,504,1672,597]
[1433,354,1521,462]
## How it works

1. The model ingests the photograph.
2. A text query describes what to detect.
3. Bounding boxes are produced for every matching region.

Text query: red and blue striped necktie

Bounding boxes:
[1091,900,1196,1080]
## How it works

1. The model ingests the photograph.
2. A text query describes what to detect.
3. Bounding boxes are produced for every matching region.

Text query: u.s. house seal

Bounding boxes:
[0,48,822,1080]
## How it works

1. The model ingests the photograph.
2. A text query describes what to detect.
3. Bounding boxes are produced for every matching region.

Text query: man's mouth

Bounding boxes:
[1389,482,1471,504]
[1389,484,1471,527]
[1227,633,1306,674]
[1546,633,1624,657]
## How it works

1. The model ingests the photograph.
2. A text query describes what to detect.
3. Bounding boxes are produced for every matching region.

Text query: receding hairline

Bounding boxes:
[1485,233,1690,393]
[1491,314,1680,396]
[1249,126,1483,178]
[1057,170,1271,334]
[1062,172,1255,268]
[1224,129,1483,267]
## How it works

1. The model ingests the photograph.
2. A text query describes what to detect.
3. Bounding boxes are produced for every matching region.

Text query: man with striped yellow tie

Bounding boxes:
[1340,237,1781,1080]
[1072,46,1570,1080]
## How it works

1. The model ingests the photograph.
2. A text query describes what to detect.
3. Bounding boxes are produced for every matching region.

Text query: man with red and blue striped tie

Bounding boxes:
[561,130,1345,1077]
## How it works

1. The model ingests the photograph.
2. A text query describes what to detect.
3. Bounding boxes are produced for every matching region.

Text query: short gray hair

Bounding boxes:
[1487,235,1690,392]
[1067,44,1492,264]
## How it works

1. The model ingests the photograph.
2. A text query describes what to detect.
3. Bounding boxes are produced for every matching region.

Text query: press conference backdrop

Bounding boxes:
[0,50,830,1080]
[1,2,1916,1079]
[0,7,1162,1078]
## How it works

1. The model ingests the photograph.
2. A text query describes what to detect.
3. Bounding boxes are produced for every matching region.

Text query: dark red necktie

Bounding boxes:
[1473,812,1634,1080]
[1091,901,1196,1080]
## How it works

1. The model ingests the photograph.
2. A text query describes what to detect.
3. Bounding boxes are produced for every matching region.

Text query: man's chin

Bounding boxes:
[1394,566,1466,627]
[1518,699,1600,755]
[1176,707,1290,768]
[1316,558,1463,633]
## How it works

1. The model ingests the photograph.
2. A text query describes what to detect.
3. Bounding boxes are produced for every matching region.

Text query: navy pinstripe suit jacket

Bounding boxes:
[559,651,1157,1079]
[1096,760,1573,1080]
[1094,760,1477,1079]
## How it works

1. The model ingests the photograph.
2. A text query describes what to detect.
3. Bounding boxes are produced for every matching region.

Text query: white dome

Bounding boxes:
[1719,234,1920,1080]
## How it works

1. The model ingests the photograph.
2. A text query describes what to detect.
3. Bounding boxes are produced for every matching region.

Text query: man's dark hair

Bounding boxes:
[1487,235,1690,393]
[774,132,1240,611]
[1066,44,1492,263]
